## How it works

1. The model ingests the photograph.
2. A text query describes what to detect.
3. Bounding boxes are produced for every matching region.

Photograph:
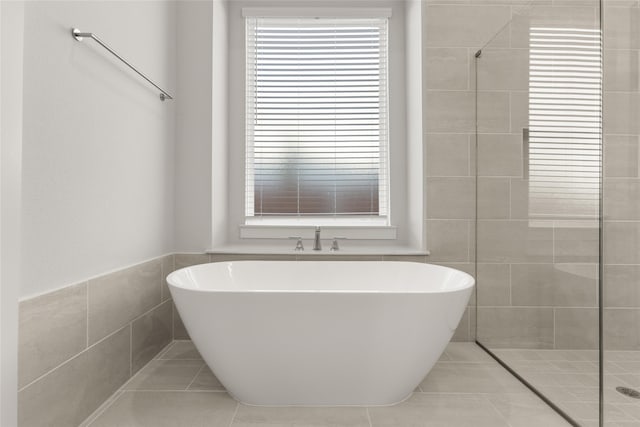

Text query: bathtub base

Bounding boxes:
[167,261,474,406]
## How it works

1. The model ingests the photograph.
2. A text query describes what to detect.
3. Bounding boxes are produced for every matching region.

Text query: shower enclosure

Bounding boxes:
[475,1,640,425]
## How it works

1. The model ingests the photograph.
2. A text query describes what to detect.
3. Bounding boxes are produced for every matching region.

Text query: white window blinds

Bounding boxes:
[528,27,602,219]
[245,17,389,219]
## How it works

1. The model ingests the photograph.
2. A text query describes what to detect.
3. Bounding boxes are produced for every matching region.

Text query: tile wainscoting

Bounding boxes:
[18,255,174,427]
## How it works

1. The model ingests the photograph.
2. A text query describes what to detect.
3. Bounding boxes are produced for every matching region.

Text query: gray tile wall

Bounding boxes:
[424,0,529,342]
[603,1,640,352]
[18,254,174,427]
[602,3,640,424]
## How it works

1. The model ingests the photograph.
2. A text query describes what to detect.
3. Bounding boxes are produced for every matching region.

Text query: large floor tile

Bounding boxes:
[486,348,640,425]
[488,393,572,427]
[89,391,237,427]
[368,394,509,427]
[78,340,573,426]
[188,366,225,391]
[420,362,527,393]
[232,405,369,427]
[444,343,494,363]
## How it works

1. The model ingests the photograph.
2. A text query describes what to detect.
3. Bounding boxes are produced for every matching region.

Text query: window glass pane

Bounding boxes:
[246,17,389,218]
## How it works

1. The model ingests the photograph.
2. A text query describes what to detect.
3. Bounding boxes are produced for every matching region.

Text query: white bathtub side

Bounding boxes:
[170,276,472,406]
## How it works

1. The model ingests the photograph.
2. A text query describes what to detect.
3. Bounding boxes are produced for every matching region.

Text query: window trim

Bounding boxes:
[242,7,392,19]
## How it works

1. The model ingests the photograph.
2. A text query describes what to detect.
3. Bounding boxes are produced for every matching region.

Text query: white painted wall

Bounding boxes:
[1,2,24,424]
[20,1,177,298]
[211,0,229,251]
[405,0,424,251]
[174,0,214,253]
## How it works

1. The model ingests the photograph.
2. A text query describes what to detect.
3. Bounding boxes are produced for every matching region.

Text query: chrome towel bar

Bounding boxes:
[71,28,174,101]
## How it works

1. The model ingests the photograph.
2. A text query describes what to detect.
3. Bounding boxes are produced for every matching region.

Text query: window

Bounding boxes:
[528,27,602,219]
[245,16,389,225]
[213,3,424,251]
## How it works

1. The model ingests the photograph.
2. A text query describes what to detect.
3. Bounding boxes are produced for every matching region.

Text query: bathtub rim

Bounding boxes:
[166,260,475,295]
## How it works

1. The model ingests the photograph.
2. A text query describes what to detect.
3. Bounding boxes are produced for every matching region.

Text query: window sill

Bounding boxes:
[207,245,429,256]
[239,224,397,240]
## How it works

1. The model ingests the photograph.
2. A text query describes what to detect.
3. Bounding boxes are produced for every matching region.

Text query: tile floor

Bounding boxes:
[493,348,640,427]
[79,340,571,427]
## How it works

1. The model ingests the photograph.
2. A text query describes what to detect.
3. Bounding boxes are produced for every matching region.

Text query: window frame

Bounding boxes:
[212,1,425,251]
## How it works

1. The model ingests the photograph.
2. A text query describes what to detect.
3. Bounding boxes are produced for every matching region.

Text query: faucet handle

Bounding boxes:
[288,236,304,251]
[330,237,347,251]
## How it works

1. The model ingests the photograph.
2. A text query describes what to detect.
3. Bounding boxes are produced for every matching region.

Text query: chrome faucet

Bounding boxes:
[313,226,322,251]
[288,236,304,251]
[330,237,346,251]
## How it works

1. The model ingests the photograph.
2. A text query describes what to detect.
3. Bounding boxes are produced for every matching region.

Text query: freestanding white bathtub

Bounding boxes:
[167,261,474,406]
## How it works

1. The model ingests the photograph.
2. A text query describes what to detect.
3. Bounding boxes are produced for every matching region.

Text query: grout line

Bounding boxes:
[185,364,206,391]
[468,134,473,177]
[128,299,168,330]
[158,357,203,361]
[229,402,240,427]
[155,341,176,360]
[467,220,472,263]
[81,390,124,427]
[508,264,513,306]
[120,389,227,393]
[366,406,373,427]
[86,281,89,350]
[467,47,472,91]
[508,178,512,220]
[508,90,513,134]
[129,323,133,378]
[18,323,131,393]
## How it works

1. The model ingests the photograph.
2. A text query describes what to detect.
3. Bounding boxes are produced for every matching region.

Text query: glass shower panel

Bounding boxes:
[476,2,602,425]
[603,1,640,425]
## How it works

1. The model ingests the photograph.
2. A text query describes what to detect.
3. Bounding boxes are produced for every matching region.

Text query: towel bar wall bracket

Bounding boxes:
[71,28,173,102]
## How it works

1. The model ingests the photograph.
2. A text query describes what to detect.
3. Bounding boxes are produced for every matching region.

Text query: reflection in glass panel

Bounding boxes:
[528,27,601,220]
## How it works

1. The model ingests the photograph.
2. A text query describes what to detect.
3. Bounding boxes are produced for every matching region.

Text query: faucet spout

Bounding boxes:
[313,226,322,251]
